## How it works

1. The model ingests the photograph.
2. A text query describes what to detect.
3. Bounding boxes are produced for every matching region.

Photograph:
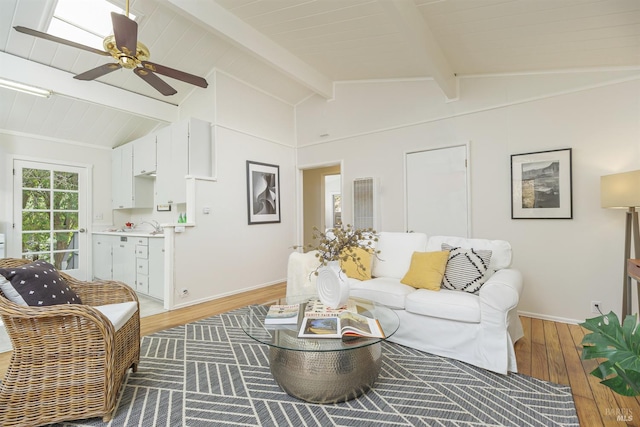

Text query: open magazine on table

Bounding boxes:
[298,310,385,339]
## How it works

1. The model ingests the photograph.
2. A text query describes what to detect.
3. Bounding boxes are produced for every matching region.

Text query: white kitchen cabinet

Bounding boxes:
[148,238,165,300]
[134,238,149,294]
[92,234,164,300]
[112,236,136,287]
[112,144,154,209]
[92,234,113,280]
[155,118,211,205]
[92,234,136,283]
[133,134,157,176]
[134,237,165,301]
[112,144,133,210]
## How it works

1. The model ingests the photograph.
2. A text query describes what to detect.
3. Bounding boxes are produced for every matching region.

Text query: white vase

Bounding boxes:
[316,260,350,309]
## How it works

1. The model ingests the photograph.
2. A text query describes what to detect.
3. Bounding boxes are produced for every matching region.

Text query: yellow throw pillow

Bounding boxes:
[340,247,372,280]
[400,251,450,291]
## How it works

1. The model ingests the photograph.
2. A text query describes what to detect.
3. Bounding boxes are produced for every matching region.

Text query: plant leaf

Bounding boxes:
[580,312,640,396]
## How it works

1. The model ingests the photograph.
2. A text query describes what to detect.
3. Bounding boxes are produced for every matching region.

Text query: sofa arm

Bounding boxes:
[479,268,523,313]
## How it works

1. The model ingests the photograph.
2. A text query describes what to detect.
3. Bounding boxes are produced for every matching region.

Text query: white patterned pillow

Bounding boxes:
[441,243,492,294]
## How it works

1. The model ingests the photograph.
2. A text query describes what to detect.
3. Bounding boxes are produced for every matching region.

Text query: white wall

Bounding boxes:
[295,71,640,323]
[170,70,296,308]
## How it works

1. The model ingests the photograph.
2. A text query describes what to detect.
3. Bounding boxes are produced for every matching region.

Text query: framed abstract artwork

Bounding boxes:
[511,148,572,219]
[246,161,281,224]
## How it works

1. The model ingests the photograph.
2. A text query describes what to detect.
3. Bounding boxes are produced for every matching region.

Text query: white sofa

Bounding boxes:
[287,232,524,375]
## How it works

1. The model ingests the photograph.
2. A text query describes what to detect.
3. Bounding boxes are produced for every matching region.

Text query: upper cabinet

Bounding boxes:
[112,117,212,209]
[156,118,212,205]
[133,134,157,177]
[112,144,154,209]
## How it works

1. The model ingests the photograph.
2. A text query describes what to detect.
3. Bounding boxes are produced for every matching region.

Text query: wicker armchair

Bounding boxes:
[0,258,141,427]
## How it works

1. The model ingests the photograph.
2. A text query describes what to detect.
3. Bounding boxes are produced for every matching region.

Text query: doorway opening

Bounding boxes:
[301,164,341,250]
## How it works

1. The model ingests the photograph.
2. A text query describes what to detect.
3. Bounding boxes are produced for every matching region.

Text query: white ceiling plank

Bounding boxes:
[0,52,178,123]
[376,0,457,100]
[165,0,334,99]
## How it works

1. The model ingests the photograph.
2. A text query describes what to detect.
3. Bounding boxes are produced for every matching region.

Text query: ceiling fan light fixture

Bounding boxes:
[0,78,51,98]
[103,35,149,69]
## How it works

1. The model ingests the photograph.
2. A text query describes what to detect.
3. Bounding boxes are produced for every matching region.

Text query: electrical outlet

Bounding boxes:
[591,301,601,313]
[180,288,188,298]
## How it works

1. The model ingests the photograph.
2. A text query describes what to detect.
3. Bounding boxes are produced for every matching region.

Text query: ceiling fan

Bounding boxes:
[13,1,207,96]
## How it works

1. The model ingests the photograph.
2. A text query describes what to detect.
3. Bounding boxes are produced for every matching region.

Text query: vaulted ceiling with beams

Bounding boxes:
[1,0,639,149]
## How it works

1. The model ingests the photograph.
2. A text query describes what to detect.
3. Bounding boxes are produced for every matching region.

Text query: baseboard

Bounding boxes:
[518,310,584,326]
[171,279,285,310]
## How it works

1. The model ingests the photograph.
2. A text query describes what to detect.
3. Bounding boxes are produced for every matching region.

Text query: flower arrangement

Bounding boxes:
[297,224,379,276]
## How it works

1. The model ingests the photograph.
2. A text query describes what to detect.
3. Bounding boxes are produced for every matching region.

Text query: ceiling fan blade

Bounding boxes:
[14,26,110,56]
[111,12,138,55]
[74,63,122,81]
[142,61,208,88]
[134,68,177,96]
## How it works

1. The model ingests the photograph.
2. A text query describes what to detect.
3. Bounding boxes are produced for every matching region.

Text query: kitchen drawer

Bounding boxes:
[136,274,149,294]
[135,244,148,259]
[134,237,148,246]
[136,258,149,275]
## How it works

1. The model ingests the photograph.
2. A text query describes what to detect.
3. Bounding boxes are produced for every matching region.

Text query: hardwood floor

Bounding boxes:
[0,283,637,426]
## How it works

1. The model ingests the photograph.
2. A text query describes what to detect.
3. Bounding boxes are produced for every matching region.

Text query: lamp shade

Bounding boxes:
[601,170,640,208]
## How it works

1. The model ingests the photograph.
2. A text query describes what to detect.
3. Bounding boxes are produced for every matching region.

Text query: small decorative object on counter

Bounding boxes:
[125,222,133,229]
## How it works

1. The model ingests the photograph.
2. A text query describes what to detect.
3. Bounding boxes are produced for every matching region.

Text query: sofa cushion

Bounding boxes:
[372,232,428,279]
[94,301,138,332]
[0,261,82,306]
[405,288,480,323]
[400,251,449,291]
[441,243,492,294]
[340,247,372,280]
[426,236,512,270]
[349,277,415,309]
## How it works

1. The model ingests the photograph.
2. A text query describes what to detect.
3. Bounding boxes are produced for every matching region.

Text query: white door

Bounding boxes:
[13,160,89,280]
[406,145,469,237]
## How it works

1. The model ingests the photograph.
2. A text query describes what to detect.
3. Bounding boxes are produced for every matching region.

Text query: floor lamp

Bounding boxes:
[601,170,640,318]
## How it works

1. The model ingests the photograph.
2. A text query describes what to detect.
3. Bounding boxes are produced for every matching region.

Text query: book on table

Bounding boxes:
[303,298,357,318]
[298,310,385,339]
[264,304,300,324]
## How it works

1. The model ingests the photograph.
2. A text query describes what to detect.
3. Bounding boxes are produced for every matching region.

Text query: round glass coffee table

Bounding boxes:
[241,295,399,404]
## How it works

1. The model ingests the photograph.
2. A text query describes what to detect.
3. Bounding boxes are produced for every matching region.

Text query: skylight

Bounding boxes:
[47,0,136,51]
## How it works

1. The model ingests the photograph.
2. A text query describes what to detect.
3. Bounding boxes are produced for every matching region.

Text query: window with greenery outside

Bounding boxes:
[21,168,79,270]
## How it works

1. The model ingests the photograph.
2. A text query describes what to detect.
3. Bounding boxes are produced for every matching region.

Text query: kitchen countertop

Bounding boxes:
[93,230,164,238]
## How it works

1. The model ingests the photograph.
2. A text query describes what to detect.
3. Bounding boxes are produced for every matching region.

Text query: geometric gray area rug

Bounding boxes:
[53,307,579,427]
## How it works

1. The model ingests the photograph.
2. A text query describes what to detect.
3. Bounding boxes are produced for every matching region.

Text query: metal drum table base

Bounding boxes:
[268,342,382,404]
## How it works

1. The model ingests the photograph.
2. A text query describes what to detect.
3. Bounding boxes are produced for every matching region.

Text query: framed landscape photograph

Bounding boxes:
[511,148,572,219]
[246,161,281,224]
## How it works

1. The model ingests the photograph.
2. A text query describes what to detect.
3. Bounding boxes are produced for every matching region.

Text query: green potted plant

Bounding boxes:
[580,311,640,396]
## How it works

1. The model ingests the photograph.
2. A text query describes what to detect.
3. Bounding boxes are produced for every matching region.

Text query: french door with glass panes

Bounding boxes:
[13,160,88,280]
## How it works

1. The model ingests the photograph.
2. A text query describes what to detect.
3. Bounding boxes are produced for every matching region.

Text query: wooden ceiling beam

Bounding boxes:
[377,0,458,100]
[0,52,178,123]
[165,0,334,100]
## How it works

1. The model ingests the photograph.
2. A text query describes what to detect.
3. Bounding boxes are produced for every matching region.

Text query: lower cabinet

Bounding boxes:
[92,234,164,301]
[148,238,165,300]
[112,237,136,286]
